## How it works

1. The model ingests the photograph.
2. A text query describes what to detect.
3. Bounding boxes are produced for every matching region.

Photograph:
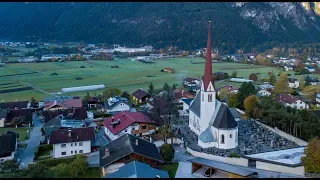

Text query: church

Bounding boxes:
[188,21,238,149]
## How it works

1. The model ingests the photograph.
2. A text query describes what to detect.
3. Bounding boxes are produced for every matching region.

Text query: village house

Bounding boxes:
[213,72,229,81]
[99,134,164,177]
[306,76,318,85]
[284,65,295,71]
[104,161,169,178]
[0,131,17,162]
[145,96,167,112]
[104,96,131,114]
[183,77,200,87]
[44,98,83,111]
[160,68,175,73]
[131,89,149,104]
[304,66,315,73]
[257,89,271,97]
[173,89,195,103]
[5,109,33,127]
[17,56,37,63]
[217,85,239,96]
[288,78,299,88]
[49,127,95,159]
[0,101,29,110]
[103,112,157,141]
[44,107,88,123]
[259,84,274,91]
[275,94,309,110]
[0,109,7,127]
[82,96,103,109]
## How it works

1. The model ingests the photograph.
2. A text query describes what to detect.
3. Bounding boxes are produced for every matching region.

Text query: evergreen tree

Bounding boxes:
[163,82,170,92]
[148,82,155,95]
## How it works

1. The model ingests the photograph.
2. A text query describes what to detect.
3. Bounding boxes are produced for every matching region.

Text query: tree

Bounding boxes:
[0,159,19,173]
[274,72,292,94]
[296,59,303,71]
[172,84,177,90]
[237,82,256,106]
[160,144,174,162]
[30,97,39,108]
[51,163,70,178]
[231,71,237,78]
[148,82,155,95]
[69,155,88,178]
[25,163,50,178]
[249,73,258,81]
[219,88,228,100]
[301,137,320,174]
[163,82,170,92]
[226,93,238,108]
[269,71,277,85]
[83,92,90,101]
[244,95,259,117]
[102,88,122,100]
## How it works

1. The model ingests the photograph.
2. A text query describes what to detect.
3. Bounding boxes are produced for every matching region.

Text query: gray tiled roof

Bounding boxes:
[104,161,169,178]
[189,92,201,117]
[212,103,238,129]
[199,127,216,143]
[188,157,257,177]
[99,134,163,167]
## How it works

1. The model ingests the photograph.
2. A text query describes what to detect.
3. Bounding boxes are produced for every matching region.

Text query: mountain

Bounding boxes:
[1,2,320,53]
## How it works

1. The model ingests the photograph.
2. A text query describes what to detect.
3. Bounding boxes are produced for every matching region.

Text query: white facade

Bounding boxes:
[0,117,4,127]
[197,128,238,149]
[52,140,91,158]
[104,123,155,141]
[305,67,315,72]
[257,90,271,97]
[289,81,300,88]
[107,103,130,113]
[284,100,309,110]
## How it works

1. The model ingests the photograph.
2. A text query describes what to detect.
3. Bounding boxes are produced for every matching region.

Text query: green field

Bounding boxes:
[0,127,32,141]
[0,57,302,102]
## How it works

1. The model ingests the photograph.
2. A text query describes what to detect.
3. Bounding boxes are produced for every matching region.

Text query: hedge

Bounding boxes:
[37,155,87,167]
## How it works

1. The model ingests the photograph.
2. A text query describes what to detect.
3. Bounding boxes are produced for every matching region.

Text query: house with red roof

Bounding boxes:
[44,99,83,111]
[103,112,157,141]
[275,94,309,110]
[217,85,239,96]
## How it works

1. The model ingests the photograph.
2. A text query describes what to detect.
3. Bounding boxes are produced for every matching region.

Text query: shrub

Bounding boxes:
[160,144,174,162]
[228,153,240,158]
[37,156,83,167]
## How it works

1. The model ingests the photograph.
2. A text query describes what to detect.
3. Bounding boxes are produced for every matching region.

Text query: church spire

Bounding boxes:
[203,21,213,91]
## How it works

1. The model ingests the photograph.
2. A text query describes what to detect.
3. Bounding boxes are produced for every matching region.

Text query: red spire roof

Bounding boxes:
[203,21,214,91]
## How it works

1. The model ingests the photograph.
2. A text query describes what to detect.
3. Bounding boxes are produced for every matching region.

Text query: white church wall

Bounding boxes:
[186,147,249,167]
[199,82,216,134]
[216,128,238,149]
[198,140,217,148]
[188,110,200,136]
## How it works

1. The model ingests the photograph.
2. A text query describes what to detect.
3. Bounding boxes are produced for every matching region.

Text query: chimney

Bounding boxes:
[68,129,72,137]
[135,139,139,146]
[112,117,114,122]
[182,90,184,96]
[73,108,75,114]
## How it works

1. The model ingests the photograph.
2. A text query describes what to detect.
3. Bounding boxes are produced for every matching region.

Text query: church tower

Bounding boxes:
[199,21,216,133]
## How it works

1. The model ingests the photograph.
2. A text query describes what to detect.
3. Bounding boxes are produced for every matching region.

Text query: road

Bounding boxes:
[18,113,43,169]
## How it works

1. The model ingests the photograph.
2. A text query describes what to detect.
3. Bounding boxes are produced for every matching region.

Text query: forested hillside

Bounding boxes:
[1,2,320,53]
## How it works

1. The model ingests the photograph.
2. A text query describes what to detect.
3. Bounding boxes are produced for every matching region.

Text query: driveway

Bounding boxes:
[18,113,43,169]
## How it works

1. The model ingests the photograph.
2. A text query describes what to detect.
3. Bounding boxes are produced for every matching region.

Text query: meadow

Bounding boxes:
[0,57,294,102]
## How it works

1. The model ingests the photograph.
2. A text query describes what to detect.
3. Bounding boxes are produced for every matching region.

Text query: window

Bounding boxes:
[141,126,147,130]
[75,143,77,146]
[61,152,66,155]
[71,143,73,147]
[75,150,77,154]
[202,94,204,102]
[79,150,83,153]
[230,134,232,138]
[79,142,83,146]
[221,134,225,144]
[132,127,135,130]
[61,144,66,148]
[300,102,302,104]
[208,94,212,102]
[71,151,73,154]
[125,129,127,132]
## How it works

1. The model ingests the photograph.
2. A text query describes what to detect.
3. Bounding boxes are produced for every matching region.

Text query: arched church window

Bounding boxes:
[208,94,212,102]
[202,94,204,102]
[230,134,232,138]
[221,134,225,144]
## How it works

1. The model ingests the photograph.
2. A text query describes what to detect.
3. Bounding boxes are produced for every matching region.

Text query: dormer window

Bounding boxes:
[103,148,110,158]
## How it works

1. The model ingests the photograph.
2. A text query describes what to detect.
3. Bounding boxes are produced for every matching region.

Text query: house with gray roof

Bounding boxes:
[104,96,131,114]
[104,161,169,178]
[99,133,163,176]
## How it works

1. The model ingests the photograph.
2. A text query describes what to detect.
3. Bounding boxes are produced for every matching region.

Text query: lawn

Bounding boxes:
[160,162,179,178]
[0,127,32,141]
[0,57,305,102]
